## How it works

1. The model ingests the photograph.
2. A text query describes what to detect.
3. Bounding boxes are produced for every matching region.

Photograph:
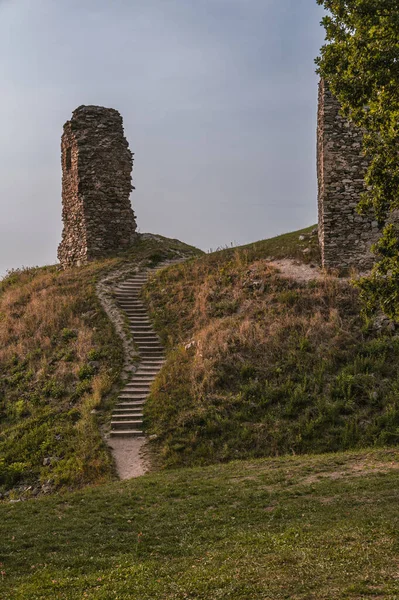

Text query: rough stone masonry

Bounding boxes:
[317,79,380,270]
[58,105,137,267]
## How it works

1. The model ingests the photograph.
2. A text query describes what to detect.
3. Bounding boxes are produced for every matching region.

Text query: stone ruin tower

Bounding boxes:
[58,105,137,267]
[317,80,380,270]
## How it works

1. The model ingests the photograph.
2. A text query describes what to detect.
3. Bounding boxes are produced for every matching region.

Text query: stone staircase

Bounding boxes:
[110,269,165,438]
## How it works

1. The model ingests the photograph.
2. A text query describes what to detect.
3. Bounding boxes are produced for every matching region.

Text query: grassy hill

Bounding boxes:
[1,448,399,599]
[142,227,399,468]
[0,235,201,495]
[2,227,399,598]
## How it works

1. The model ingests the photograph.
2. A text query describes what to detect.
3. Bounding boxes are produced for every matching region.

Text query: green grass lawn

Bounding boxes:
[2,448,399,599]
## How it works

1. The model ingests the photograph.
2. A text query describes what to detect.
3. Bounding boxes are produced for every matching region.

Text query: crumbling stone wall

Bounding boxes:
[317,79,379,270]
[58,105,137,267]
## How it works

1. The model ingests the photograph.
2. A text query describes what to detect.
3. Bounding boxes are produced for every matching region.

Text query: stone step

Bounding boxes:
[138,344,164,350]
[134,333,159,338]
[113,415,143,420]
[137,361,164,367]
[118,282,146,286]
[135,346,161,351]
[138,344,164,349]
[127,317,151,322]
[114,403,144,409]
[117,294,142,298]
[118,394,148,400]
[122,384,152,391]
[120,305,144,309]
[121,388,152,394]
[118,390,150,403]
[119,387,150,393]
[113,410,143,417]
[128,372,157,377]
[110,430,144,438]
[129,372,157,378]
[120,304,144,307]
[122,388,151,394]
[112,412,143,423]
[140,358,164,363]
[120,305,146,310]
[125,378,155,385]
[115,401,145,408]
[114,403,144,410]
[128,317,151,321]
[111,420,143,430]
[134,370,161,375]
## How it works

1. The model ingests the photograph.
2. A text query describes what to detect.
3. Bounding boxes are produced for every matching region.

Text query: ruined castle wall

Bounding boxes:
[317,79,379,270]
[58,106,137,267]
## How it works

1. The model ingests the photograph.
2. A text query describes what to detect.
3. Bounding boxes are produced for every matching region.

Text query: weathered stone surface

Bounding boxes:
[317,80,379,270]
[58,105,137,267]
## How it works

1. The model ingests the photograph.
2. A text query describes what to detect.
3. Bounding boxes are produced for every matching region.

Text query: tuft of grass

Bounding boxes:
[142,226,399,468]
[238,224,320,264]
[1,448,399,598]
[0,234,202,495]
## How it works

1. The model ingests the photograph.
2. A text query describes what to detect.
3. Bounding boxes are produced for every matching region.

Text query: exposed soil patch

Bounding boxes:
[270,259,324,282]
[107,437,150,479]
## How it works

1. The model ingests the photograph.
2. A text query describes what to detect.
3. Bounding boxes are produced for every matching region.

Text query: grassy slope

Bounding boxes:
[1,448,399,599]
[0,235,201,495]
[142,226,399,468]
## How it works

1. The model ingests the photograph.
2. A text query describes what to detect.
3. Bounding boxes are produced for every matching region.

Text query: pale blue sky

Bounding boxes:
[0,0,324,275]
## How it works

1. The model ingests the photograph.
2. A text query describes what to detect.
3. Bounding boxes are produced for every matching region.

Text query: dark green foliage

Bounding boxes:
[316,0,399,319]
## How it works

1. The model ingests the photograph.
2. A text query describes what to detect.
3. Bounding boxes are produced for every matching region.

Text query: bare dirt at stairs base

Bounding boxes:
[107,438,150,480]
